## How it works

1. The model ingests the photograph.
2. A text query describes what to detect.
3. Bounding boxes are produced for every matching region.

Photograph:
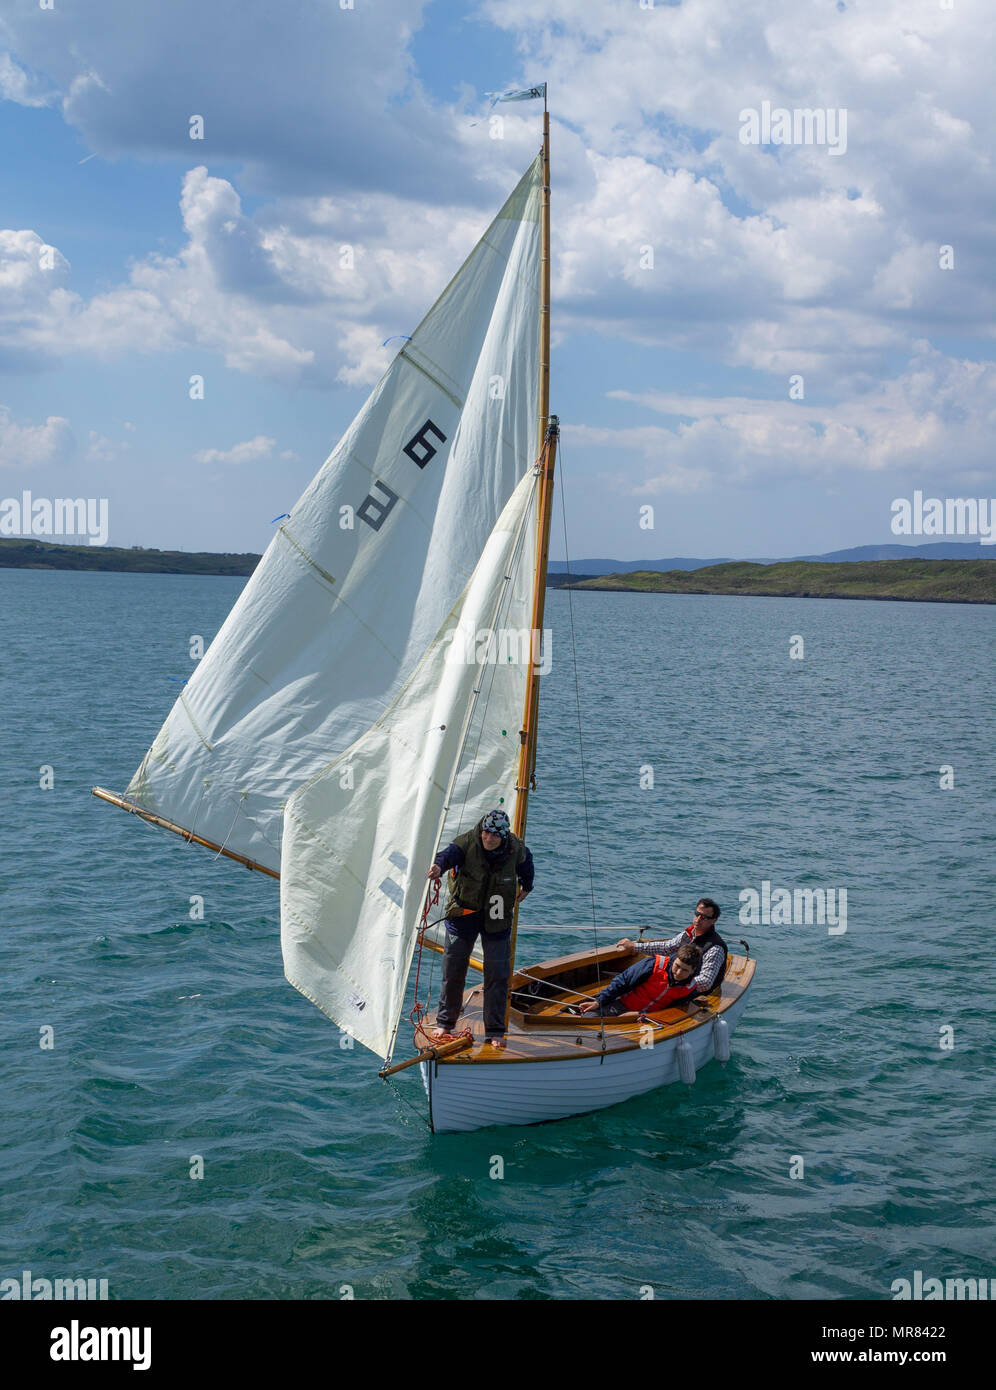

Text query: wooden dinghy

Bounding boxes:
[416,944,756,1133]
[93,94,758,1137]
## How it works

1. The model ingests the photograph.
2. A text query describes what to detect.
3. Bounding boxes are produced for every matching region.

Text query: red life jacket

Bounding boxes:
[621,955,696,1013]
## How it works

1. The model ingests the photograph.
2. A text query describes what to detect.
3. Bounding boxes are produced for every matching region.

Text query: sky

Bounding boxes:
[1,0,994,561]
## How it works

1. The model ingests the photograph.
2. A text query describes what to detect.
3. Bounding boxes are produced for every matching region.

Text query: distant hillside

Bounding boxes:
[0,539,258,575]
[3,538,993,601]
[548,555,732,574]
[546,572,597,588]
[548,541,994,575]
[571,559,996,605]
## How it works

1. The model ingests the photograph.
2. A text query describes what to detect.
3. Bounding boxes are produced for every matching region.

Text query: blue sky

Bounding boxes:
[2,0,994,559]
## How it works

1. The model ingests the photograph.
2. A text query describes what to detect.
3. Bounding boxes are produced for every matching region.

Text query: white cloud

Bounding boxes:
[0,0,487,203]
[0,151,931,392]
[0,229,73,368]
[481,0,996,365]
[0,171,316,378]
[1,0,993,487]
[0,52,54,107]
[570,345,996,492]
[193,435,277,466]
[334,323,395,389]
[0,405,74,469]
[0,161,535,386]
[85,430,131,464]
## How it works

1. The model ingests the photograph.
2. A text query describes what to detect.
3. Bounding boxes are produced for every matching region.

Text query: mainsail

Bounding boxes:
[123,155,543,873]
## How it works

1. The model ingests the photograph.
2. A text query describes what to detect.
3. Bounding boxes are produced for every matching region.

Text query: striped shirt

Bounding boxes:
[631,928,725,994]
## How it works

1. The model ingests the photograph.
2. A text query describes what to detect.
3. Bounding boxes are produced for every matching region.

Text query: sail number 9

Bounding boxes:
[403,419,447,468]
[356,419,449,532]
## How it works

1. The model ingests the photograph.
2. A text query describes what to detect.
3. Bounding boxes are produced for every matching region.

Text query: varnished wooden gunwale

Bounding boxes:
[512,943,631,982]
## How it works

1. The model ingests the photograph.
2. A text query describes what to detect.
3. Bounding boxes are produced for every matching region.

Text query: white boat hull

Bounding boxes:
[421,992,749,1133]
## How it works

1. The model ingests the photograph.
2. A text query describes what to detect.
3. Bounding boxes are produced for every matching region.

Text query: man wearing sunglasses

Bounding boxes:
[615,897,728,998]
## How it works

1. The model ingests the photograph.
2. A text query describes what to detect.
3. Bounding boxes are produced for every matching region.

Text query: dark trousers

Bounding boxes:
[436,918,511,1038]
[587,998,625,1016]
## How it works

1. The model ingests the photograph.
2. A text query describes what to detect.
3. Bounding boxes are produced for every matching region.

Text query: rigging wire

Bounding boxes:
[211,798,245,865]
[555,435,607,1050]
[381,1070,433,1129]
[186,782,208,843]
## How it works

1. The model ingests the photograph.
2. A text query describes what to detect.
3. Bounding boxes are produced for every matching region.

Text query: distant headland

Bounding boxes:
[0,539,258,576]
[2,537,994,604]
[554,558,996,605]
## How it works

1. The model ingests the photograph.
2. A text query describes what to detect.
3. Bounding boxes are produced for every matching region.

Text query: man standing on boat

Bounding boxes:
[426,809,534,1050]
[615,897,728,997]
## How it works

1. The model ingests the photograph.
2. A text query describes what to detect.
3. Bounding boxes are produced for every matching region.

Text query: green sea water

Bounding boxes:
[1,570,994,1300]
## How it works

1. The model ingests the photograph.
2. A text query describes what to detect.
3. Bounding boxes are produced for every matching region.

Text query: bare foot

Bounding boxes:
[432,1026,451,1040]
[485,1036,507,1050]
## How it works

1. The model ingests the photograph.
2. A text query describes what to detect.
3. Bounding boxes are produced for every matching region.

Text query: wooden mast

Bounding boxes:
[537,102,552,456]
[505,100,556,1027]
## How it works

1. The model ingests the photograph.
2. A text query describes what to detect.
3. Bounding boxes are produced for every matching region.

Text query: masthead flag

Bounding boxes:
[489,84,546,106]
[472,83,547,124]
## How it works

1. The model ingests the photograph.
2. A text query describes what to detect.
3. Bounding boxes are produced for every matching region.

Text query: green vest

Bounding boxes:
[445,825,526,933]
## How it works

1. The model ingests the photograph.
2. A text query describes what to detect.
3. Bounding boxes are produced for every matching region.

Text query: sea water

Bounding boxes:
[1,569,993,1300]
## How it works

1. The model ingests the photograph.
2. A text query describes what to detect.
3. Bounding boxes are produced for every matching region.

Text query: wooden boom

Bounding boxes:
[91,786,279,877]
[90,785,483,971]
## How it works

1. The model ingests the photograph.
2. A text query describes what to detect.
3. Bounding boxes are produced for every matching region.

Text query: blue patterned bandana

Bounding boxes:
[481,810,510,839]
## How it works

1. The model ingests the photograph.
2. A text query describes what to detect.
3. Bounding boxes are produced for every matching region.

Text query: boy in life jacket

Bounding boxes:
[616,897,728,997]
[577,942,702,1016]
[426,809,534,1049]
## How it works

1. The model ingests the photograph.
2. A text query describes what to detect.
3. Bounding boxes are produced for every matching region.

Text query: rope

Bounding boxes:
[407,880,473,1045]
[408,876,440,1032]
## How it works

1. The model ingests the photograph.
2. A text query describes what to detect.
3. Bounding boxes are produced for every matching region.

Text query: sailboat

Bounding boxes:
[93,89,754,1133]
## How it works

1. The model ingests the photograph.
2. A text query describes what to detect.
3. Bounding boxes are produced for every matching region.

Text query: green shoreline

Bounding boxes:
[0,538,258,576]
[567,559,996,605]
[2,540,995,604]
